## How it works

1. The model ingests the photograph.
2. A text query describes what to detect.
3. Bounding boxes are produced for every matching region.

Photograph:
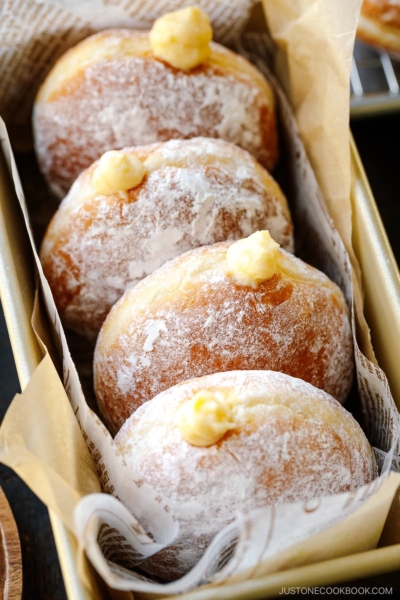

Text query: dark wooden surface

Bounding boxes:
[0,307,67,599]
[0,487,22,600]
[0,114,399,599]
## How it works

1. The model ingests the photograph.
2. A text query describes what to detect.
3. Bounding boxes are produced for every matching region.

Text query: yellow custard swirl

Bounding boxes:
[92,151,145,195]
[226,230,280,288]
[178,391,236,447]
[150,6,212,70]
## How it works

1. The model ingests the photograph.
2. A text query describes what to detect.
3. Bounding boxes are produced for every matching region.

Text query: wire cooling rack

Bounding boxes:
[238,33,400,119]
[351,41,400,117]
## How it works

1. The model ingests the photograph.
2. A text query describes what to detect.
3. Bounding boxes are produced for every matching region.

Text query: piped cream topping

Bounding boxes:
[92,151,146,195]
[177,390,236,447]
[149,6,212,71]
[226,230,280,288]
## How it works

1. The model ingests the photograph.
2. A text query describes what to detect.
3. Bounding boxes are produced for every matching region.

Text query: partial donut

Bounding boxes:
[116,370,375,580]
[358,0,400,55]
[40,139,293,338]
[33,26,278,197]
[94,233,354,434]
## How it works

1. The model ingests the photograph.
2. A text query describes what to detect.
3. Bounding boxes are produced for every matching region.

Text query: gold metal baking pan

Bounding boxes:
[1,132,400,598]
[0,149,92,600]
[351,137,400,410]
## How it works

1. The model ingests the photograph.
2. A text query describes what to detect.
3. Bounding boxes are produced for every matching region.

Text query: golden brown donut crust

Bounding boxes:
[40,138,293,338]
[362,0,400,29]
[115,370,374,580]
[33,30,278,197]
[358,1,400,54]
[94,243,353,434]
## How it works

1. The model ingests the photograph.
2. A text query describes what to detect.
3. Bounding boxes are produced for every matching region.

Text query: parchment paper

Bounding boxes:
[261,0,376,363]
[0,0,399,597]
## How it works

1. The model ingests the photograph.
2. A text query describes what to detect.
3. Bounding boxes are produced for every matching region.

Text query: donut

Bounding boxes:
[33,7,278,198]
[115,370,375,580]
[40,138,293,338]
[357,0,400,55]
[94,231,354,434]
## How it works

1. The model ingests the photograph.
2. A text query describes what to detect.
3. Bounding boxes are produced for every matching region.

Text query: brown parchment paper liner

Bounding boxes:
[0,0,399,596]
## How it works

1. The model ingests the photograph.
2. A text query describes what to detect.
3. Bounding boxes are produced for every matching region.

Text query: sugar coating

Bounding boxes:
[94,243,354,434]
[115,370,374,580]
[40,138,293,338]
[33,30,278,196]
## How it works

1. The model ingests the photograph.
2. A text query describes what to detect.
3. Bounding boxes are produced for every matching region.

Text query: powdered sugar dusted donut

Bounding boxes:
[40,139,293,338]
[33,28,278,198]
[115,370,375,580]
[94,234,353,434]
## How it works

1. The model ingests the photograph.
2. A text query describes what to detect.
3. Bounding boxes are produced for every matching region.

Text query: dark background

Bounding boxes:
[0,113,399,598]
